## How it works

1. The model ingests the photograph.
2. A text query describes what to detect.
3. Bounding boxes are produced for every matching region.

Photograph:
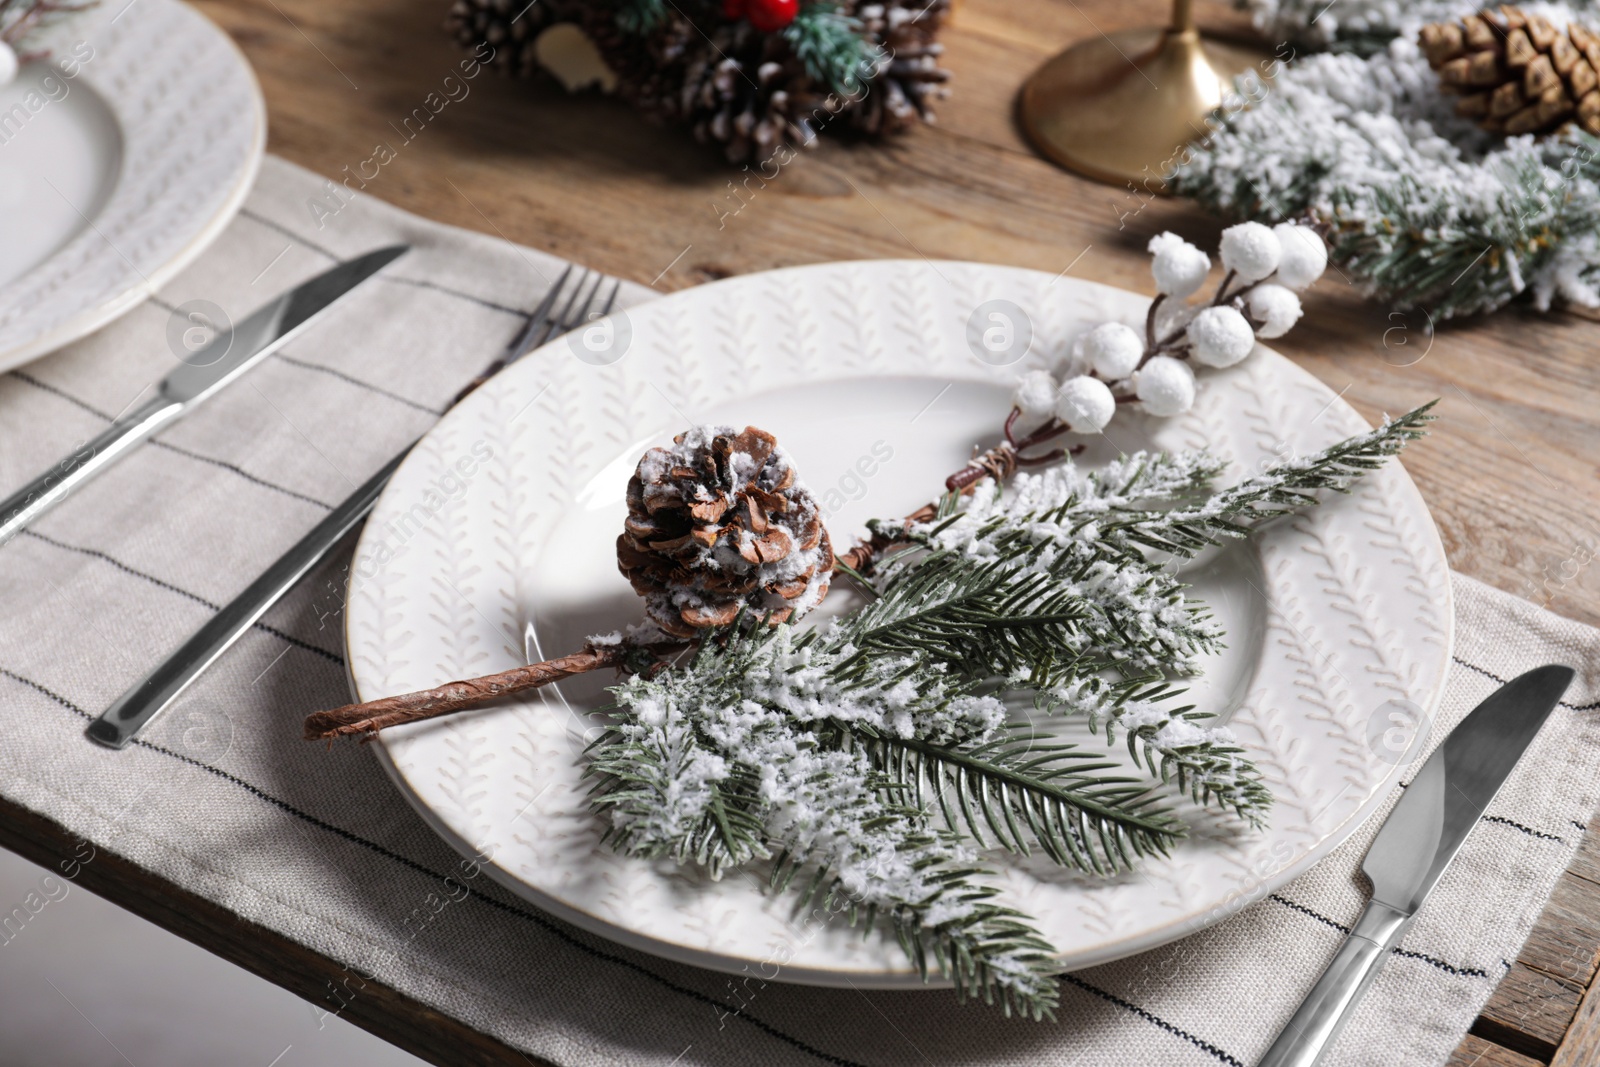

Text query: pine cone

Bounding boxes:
[844,0,952,137]
[671,25,835,161]
[617,426,834,638]
[1420,5,1600,137]
[446,0,573,78]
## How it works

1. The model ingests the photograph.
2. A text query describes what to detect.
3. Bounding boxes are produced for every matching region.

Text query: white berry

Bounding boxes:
[1246,284,1303,339]
[0,42,16,88]
[1013,369,1058,418]
[1134,356,1196,416]
[1273,223,1328,289]
[1187,305,1256,367]
[1077,322,1144,380]
[1055,375,1116,433]
[1147,232,1211,298]
[1218,221,1281,283]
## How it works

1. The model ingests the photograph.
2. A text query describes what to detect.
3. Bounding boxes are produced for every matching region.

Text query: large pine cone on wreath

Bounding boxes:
[617,426,834,638]
[1420,5,1600,136]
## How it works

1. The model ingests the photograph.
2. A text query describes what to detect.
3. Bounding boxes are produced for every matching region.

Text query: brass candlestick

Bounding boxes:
[1018,0,1271,191]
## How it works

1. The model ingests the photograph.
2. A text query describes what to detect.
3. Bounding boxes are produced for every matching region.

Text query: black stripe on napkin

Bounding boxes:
[236,208,535,321]
[17,529,341,666]
[273,354,446,416]
[1481,816,1564,843]
[1450,656,1600,712]
[1268,895,1490,978]
[138,293,448,418]
[8,371,332,510]
[1060,974,1245,1066]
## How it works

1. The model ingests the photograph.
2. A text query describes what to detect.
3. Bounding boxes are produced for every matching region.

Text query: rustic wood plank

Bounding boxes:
[1450,1034,1548,1067]
[1563,823,1600,889]
[1552,953,1600,1067]
[1517,873,1600,988]
[1473,963,1585,1061]
[0,797,547,1067]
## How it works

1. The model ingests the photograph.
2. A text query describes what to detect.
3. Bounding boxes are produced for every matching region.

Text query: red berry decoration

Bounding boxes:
[722,0,748,19]
[746,0,798,32]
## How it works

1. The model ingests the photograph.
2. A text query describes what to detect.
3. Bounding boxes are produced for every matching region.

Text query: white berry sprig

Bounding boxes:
[945,222,1329,493]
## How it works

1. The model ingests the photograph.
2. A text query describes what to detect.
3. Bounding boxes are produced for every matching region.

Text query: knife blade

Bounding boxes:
[1258,663,1576,1067]
[0,245,409,547]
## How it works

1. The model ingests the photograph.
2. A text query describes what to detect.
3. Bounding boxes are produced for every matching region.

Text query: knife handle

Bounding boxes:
[86,444,414,748]
[1257,900,1411,1067]
[0,396,185,547]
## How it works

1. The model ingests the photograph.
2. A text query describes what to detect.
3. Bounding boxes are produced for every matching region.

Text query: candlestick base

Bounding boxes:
[1019,27,1271,192]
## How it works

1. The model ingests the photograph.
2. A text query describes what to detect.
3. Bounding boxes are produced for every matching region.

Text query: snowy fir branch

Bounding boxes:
[584,408,1431,1017]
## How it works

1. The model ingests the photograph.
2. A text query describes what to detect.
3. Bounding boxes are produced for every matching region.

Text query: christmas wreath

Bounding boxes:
[446,0,951,161]
[1174,1,1600,318]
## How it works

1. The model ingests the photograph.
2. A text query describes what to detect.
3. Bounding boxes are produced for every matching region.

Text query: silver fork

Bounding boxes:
[87,268,621,748]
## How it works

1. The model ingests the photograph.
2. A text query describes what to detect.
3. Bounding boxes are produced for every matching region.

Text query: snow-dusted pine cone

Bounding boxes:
[617,426,833,638]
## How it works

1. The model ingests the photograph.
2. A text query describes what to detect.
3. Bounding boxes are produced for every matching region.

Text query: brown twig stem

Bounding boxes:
[303,642,686,742]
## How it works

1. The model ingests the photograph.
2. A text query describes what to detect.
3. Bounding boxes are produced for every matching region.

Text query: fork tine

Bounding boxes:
[549,268,593,338]
[562,270,606,333]
[504,265,572,362]
[599,279,621,318]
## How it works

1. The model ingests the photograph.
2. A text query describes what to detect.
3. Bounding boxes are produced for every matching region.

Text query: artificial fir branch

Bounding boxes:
[848,726,1186,871]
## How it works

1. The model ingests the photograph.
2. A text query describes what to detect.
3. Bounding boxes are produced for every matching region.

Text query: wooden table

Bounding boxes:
[4,0,1597,1063]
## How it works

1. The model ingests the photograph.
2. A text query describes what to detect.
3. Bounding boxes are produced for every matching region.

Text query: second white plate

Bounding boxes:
[0,0,263,369]
[345,260,1453,986]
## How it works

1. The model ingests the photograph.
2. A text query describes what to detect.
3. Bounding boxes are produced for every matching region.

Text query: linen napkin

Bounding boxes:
[0,155,1595,1067]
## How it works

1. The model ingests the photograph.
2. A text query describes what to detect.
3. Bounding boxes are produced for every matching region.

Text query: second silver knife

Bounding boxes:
[1257,663,1576,1067]
[0,245,409,547]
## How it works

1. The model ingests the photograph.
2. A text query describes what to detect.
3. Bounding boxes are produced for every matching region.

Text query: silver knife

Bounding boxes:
[87,267,612,749]
[0,246,409,548]
[1258,663,1576,1067]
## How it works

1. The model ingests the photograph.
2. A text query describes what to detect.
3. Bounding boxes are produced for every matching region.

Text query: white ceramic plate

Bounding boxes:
[345,261,1452,986]
[0,0,263,370]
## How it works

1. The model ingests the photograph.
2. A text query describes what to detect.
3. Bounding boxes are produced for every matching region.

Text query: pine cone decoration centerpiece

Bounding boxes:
[618,426,834,637]
[444,0,951,161]
[1421,5,1600,136]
